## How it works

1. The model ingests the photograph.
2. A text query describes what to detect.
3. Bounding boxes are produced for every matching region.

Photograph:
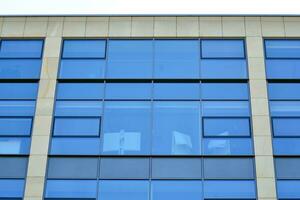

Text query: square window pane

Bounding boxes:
[273,118,300,137]
[0,40,43,58]
[201,40,245,58]
[0,83,38,99]
[45,180,97,198]
[0,118,32,136]
[0,137,30,155]
[55,101,102,117]
[152,102,201,155]
[101,101,151,155]
[105,83,152,100]
[59,59,105,79]
[98,180,149,200]
[203,118,250,137]
[62,40,106,58]
[265,40,300,58]
[0,157,28,178]
[151,180,202,200]
[0,179,24,198]
[153,83,200,100]
[57,83,104,100]
[107,40,153,78]
[202,83,248,100]
[154,40,200,78]
[53,118,101,137]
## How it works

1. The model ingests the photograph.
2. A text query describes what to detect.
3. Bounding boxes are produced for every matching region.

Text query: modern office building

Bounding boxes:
[0,16,299,200]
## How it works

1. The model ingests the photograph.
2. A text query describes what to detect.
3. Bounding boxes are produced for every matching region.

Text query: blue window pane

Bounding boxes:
[0,40,43,58]
[45,180,97,198]
[0,137,30,155]
[277,180,300,199]
[101,101,151,155]
[273,138,300,155]
[204,180,256,199]
[152,102,201,155]
[269,83,300,100]
[266,59,300,79]
[98,180,149,200]
[53,118,101,136]
[50,138,100,155]
[265,40,300,58]
[273,118,300,137]
[201,40,245,58]
[151,181,202,200]
[0,118,32,136]
[59,59,105,79]
[105,83,152,100]
[201,60,248,79]
[0,157,28,178]
[0,59,41,79]
[275,158,300,179]
[0,101,35,116]
[154,40,200,78]
[62,40,106,58]
[153,83,200,100]
[203,138,253,155]
[0,83,38,99]
[203,118,250,137]
[202,101,250,116]
[57,83,104,100]
[202,83,248,100]
[270,101,300,116]
[0,179,24,198]
[55,101,102,117]
[107,40,153,78]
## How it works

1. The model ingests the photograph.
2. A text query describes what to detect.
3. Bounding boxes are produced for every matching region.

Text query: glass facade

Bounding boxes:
[265,39,300,198]
[0,39,44,199]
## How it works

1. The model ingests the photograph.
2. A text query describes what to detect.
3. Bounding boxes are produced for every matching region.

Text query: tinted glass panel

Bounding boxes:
[153,83,200,100]
[101,101,151,155]
[0,40,43,58]
[59,59,105,79]
[273,118,300,137]
[53,118,101,136]
[266,59,300,79]
[47,157,98,179]
[204,158,254,179]
[273,138,300,155]
[265,40,300,58]
[201,40,245,58]
[276,158,300,179]
[45,180,97,198]
[204,180,256,198]
[270,101,300,116]
[0,179,24,198]
[269,83,300,100]
[50,138,100,155]
[154,40,199,78]
[107,40,153,78]
[0,137,30,155]
[0,83,38,99]
[98,180,149,200]
[100,158,150,179]
[0,101,35,116]
[57,83,104,100]
[152,158,202,179]
[277,180,300,199]
[0,157,27,178]
[55,101,102,117]
[151,181,202,200]
[201,59,248,79]
[202,101,250,116]
[105,83,152,100]
[62,40,106,58]
[203,118,250,137]
[202,83,248,100]
[0,118,32,136]
[152,102,201,155]
[0,59,41,79]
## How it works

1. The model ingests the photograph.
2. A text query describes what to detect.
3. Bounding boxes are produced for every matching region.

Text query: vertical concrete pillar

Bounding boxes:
[246,17,277,200]
[24,35,61,199]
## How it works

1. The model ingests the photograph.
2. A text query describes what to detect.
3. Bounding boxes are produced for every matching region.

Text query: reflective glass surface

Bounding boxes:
[273,118,300,137]
[0,118,32,136]
[0,101,35,116]
[269,83,300,100]
[0,83,38,99]
[153,83,200,100]
[55,101,102,117]
[57,83,104,100]
[0,59,41,79]
[266,59,300,79]
[0,137,31,155]
[270,101,300,116]
[62,40,106,58]
[277,180,300,199]
[105,83,152,100]
[202,101,250,116]
[0,40,43,58]
[0,179,24,198]
[265,40,300,58]
[202,83,248,100]
[201,40,245,58]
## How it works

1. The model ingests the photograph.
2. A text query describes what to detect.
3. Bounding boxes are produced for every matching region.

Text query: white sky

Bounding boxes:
[0,0,300,15]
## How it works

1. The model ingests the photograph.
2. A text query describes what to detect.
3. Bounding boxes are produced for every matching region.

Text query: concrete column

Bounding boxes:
[246,17,277,200]
[24,34,61,199]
